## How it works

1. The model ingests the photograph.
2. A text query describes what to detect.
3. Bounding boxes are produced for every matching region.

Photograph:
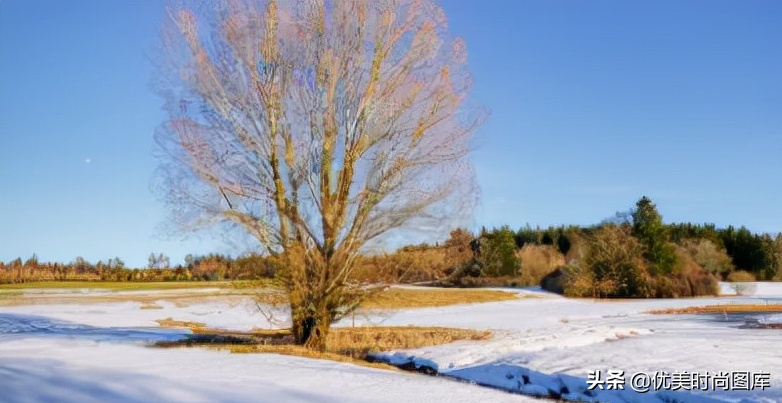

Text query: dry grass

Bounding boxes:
[648,304,782,315]
[360,287,517,309]
[1,284,516,311]
[156,318,491,352]
[328,326,491,356]
[0,281,236,291]
[155,318,208,330]
[0,289,256,307]
[155,319,490,368]
[206,344,399,370]
[140,302,163,309]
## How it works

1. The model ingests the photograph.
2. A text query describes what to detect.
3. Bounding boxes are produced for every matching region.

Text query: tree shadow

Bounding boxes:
[0,357,360,403]
[0,313,187,343]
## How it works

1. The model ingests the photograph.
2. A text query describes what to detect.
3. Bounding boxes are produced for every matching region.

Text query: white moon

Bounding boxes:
[85,158,91,164]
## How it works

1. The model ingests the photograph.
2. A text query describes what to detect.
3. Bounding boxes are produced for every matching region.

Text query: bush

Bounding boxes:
[352,247,450,284]
[443,228,475,274]
[540,266,577,295]
[652,270,719,298]
[581,224,651,297]
[476,226,519,277]
[677,238,734,278]
[727,270,757,296]
[517,245,565,286]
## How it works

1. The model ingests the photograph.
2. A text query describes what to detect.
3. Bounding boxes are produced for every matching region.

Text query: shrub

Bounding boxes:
[677,238,734,278]
[443,228,475,274]
[476,226,519,277]
[652,270,719,298]
[582,224,651,297]
[563,270,600,298]
[562,230,592,266]
[516,245,565,286]
[726,270,757,296]
[352,247,451,284]
[686,269,720,296]
[540,266,577,295]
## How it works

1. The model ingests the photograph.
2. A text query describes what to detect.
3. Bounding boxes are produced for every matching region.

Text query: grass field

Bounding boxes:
[0,281,236,291]
[359,287,519,309]
[155,317,491,367]
[0,281,520,315]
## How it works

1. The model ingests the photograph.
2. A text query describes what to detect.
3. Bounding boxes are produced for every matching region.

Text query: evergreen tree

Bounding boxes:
[479,226,520,277]
[631,196,677,274]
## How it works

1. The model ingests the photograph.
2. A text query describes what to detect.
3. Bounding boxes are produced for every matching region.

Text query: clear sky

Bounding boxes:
[1,0,780,268]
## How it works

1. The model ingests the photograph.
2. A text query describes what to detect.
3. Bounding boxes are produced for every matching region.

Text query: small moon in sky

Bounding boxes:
[85,158,91,164]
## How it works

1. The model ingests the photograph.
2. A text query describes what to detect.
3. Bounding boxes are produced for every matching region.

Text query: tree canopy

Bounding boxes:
[152,0,485,350]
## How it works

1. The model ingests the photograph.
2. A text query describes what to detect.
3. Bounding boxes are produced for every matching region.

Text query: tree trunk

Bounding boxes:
[290,298,331,352]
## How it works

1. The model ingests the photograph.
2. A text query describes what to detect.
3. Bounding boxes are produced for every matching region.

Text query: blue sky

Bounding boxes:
[1,0,780,268]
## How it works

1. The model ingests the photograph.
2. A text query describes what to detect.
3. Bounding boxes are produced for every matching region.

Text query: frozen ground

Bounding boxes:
[1,282,780,403]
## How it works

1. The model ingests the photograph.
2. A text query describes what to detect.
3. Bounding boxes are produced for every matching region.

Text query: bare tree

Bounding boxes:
[152,0,485,350]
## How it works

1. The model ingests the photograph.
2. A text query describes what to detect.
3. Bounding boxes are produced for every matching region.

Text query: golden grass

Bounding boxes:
[155,319,490,369]
[648,304,782,315]
[1,282,515,312]
[155,318,208,330]
[359,287,518,309]
[155,318,491,352]
[0,281,236,291]
[0,292,246,307]
[207,344,399,370]
[328,326,491,356]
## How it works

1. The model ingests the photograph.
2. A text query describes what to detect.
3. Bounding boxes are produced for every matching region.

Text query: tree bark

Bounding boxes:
[290,298,330,352]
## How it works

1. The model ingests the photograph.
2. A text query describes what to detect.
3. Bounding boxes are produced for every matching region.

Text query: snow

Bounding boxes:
[0,338,538,403]
[1,282,780,403]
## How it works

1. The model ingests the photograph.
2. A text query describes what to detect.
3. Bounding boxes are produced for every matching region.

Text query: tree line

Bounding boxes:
[450,196,781,297]
[0,253,275,284]
[5,197,780,296]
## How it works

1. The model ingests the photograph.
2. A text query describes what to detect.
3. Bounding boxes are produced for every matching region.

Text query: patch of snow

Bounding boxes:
[2,282,781,403]
[0,338,540,403]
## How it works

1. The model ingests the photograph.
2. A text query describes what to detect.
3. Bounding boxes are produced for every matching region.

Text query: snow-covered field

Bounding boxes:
[1,283,780,403]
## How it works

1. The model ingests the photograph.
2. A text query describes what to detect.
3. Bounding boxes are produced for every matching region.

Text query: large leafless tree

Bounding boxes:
[153,0,485,350]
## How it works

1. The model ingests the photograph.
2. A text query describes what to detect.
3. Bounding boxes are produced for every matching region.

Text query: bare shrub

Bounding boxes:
[517,245,565,286]
[727,270,757,296]
[678,238,734,278]
[353,247,449,284]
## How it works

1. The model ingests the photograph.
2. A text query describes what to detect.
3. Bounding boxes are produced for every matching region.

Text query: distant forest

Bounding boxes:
[3,197,780,298]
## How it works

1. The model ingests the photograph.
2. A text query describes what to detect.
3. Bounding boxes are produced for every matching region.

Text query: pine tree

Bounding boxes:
[631,196,677,274]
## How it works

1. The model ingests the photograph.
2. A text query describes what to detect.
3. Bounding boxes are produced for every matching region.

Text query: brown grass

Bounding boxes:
[0,290,255,307]
[205,344,399,370]
[359,287,517,309]
[0,281,236,291]
[155,319,490,368]
[328,326,491,356]
[155,318,208,330]
[648,304,782,315]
